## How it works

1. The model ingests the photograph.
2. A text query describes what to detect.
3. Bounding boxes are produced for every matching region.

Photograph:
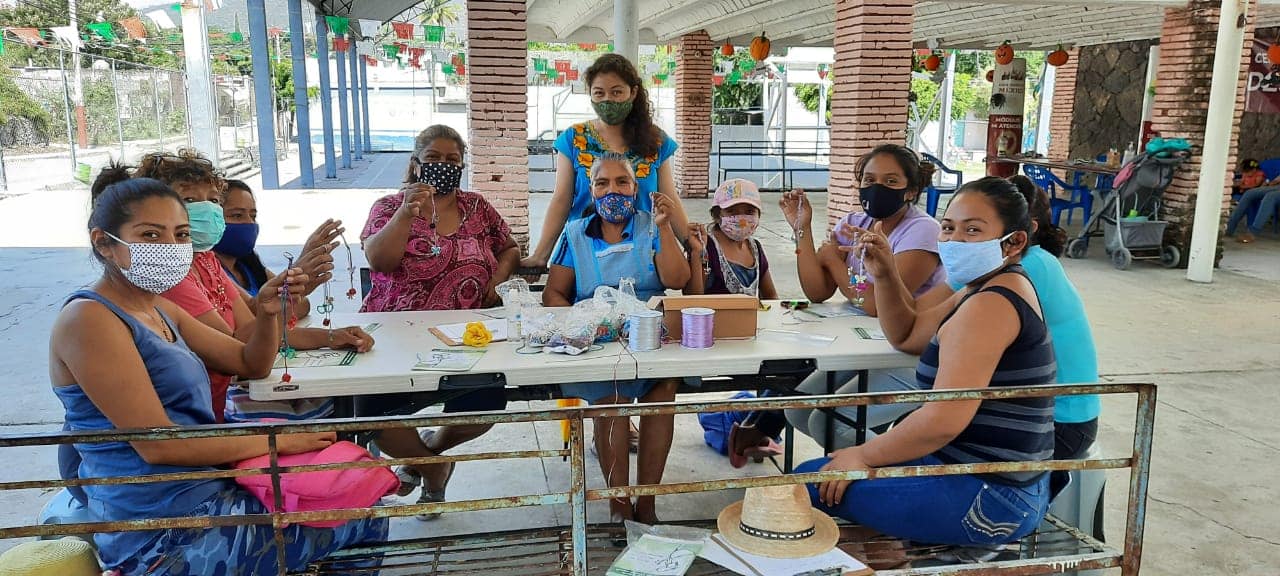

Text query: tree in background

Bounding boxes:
[0,0,168,68]
[712,50,763,125]
[417,0,462,27]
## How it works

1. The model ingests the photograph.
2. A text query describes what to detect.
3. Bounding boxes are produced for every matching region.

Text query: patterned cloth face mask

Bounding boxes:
[417,161,464,196]
[594,192,637,224]
[718,214,759,242]
[105,232,194,294]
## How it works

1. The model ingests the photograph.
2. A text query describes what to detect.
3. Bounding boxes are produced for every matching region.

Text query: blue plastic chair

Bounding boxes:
[921,152,963,217]
[1023,164,1093,226]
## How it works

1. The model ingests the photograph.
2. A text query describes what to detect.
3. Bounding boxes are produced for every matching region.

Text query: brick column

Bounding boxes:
[1047,48,1080,162]
[467,0,530,247]
[1151,0,1255,263]
[674,30,714,198]
[827,0,914,229]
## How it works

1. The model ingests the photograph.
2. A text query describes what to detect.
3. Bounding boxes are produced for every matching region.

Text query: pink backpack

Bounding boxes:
[234,441,398,528]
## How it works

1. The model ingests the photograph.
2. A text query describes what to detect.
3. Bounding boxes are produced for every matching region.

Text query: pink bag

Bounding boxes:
[234,440,398,528]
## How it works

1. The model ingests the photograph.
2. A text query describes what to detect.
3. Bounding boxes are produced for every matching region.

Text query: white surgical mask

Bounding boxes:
[105,232,193,294]
[937,232,1014,286]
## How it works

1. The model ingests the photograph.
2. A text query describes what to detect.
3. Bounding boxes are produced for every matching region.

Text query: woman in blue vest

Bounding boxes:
[543,152,690,524]
[796,177,1055,547]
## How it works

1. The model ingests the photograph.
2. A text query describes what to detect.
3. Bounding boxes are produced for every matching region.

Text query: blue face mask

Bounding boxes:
[214,222,260,258]
[595,192,637,224]
[186,201,226,252]
[938,232,1015,286]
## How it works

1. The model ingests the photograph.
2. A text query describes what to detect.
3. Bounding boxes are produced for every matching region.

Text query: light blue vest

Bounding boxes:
[564,212,667,303]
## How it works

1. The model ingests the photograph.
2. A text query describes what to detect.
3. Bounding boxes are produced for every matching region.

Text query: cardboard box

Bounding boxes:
[648,294,759,340]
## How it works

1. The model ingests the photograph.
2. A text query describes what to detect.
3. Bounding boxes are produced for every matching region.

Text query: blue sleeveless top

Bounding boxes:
[916,268,1057,486]
[53,290,228,567]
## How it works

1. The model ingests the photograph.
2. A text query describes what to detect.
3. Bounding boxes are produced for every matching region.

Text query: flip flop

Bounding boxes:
[728,423,749,468]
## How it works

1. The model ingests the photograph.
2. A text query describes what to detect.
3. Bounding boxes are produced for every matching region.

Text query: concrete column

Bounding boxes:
[315,17,337,178]
[673,30,714,198]
[289,0,315,187]
[182,2,220,164]
[939,51,956,161]
[826,0,914,228]
[1047,47,1080,162]
[247,0,279,188]
[467,0,531,247]
[1151,0,1256,270]
[335,44,352,169]
[613,0,639,65]
[348,33,363,161]
[361,58,373,152]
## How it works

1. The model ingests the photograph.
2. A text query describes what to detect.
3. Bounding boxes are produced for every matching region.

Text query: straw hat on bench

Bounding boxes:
[0,538,102,576]
[717,483,839,559]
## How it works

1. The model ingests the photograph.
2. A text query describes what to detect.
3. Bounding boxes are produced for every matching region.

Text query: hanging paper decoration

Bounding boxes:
[554,59,570,73]
[120,17,146,40]
[656,72,668,82]
[712,75,724,87]
[443,64,456,75]
[229,31,243,42]
[652,75,662,86]
[145,10,176,30]
[394,42,408,54]
[533,58,546,72]
[383,44,400,59]
[456,64,465,76]
[567,69,579,81]
[364,55,377,66]
[666,60,676,72]
[267,26,283,38]
[578,43,596,50]
[333,37,349,52]
[392,21,414,40]
[50,26,82,49]
[425,25,445,44]
[324,16,350,36]
[360,19,381,40]
[555,74,565,85]
[545,68,557,79]
[736,58,754,72]
[86,22,116,42]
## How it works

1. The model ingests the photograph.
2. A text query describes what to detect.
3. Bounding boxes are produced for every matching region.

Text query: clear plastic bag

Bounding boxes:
[604,520,709,576]
[592,281,649,343]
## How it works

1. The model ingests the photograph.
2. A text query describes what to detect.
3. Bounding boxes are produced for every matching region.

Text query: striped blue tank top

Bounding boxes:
[916,267,1057,486]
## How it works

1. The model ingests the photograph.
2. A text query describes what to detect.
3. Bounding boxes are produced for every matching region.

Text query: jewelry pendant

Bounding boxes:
[429,245,442,257]
[849,268,869,307]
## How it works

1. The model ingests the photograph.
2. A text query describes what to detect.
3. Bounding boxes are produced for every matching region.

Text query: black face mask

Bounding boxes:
[859,184,907,219]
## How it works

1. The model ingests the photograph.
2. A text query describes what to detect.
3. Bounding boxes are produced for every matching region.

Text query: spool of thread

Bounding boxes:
[681,307,715,349]
[627,310,664,352]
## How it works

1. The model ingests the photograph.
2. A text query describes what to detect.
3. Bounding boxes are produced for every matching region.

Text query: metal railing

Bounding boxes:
[0,382,1155,575]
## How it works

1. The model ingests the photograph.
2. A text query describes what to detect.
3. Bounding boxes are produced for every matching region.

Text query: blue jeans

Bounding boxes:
[794,455,1049,546]
[1227,186,1280,235]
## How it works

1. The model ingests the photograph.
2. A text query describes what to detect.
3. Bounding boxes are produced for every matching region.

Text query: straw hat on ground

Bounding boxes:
[0,538,101,576]
[717,483,839,559]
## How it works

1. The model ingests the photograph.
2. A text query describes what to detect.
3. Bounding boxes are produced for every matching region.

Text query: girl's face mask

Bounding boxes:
[719,214,760,242]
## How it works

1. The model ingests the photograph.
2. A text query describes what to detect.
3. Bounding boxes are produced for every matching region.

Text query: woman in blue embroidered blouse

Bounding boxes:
[522,53,690,273]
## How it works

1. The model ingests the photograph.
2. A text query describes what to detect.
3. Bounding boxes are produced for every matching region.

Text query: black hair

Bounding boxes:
[585,54,660,159]
[854,144,927,202]
[954,176,1032,254]
[224,179,253,195]
[404,125,469,183]
[1009,175,1066,257]
[88,169,184,262]
[1241,158,1260,171]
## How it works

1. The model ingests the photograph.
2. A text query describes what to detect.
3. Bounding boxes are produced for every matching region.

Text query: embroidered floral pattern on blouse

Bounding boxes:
[574,122,659,178]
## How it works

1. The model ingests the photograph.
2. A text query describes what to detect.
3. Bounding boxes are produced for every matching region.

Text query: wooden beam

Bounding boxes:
[529,0,614,38]
[655,0,820,40]
[637,0,715,30]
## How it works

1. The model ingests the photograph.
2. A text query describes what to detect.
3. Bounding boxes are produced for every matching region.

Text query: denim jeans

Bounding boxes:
[794,454,1050,546]
[1227,186,1280,235]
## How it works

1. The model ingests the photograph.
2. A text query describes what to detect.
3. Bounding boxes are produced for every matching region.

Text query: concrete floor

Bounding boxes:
[0,154,1277,574]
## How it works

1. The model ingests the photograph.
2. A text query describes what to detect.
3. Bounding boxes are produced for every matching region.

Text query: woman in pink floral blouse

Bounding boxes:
[358,124,520,520]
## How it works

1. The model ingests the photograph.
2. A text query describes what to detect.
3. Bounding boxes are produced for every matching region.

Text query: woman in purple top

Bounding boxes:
[781,144,944,316]
[729,145,947,460]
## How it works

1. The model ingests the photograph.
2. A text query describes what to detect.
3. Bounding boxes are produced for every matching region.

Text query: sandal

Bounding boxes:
[728,422,780,468]
[415,461,456,521]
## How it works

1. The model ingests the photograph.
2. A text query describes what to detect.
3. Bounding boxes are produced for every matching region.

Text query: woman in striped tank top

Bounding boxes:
[795,177,1055,547]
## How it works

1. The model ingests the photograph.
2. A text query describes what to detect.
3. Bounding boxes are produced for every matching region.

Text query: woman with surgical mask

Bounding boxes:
[521,53,690,275]
[750,146,943,461]
[48,172,387,575]
[685,178,778,299]
[358,125,520,520]
[795,176,1056,549]
[134,150,374,422]
[543,152,689,524]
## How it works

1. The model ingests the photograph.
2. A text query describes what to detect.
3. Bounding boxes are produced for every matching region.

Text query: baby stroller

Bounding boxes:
[1066,139,1192,270]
